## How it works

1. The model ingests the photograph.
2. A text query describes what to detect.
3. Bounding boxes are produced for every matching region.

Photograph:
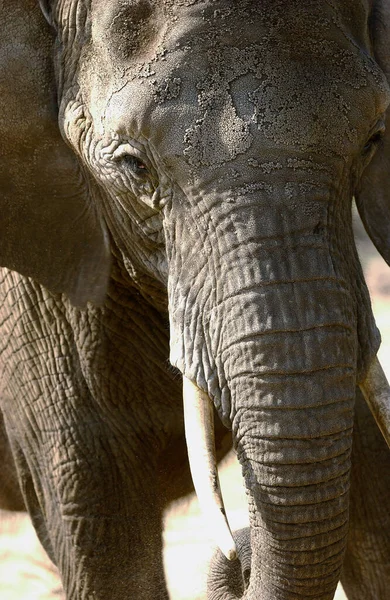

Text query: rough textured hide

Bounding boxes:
[1,1,390,599]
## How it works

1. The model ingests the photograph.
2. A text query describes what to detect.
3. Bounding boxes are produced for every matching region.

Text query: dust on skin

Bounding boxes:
[85,1,389,175]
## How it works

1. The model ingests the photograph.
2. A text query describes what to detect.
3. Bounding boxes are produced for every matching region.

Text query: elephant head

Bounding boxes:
[2,1,390,598]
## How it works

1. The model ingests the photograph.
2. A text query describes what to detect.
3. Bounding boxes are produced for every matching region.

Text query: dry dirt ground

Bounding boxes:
[0,214,389,600]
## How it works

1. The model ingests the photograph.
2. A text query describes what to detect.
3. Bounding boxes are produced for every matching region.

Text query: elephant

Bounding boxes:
[1,0,390,599]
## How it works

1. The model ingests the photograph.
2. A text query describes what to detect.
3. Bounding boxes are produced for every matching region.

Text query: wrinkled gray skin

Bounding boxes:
[1,1,390,599]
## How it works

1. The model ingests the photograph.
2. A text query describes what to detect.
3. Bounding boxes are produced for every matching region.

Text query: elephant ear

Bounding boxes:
[0,1,110,306]
[355,2,390,265]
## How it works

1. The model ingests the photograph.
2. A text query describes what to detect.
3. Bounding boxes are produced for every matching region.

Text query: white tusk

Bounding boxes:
[360,356,390,449]
[183,376,237,561]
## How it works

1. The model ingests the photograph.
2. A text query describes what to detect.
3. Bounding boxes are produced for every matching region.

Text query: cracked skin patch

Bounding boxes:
[184,94,253,168]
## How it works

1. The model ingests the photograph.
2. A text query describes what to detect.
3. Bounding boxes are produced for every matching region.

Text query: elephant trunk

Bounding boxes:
[234,381,353,599]
[211,278,356,599]
[168,186,379,599]
[197,356,390,600]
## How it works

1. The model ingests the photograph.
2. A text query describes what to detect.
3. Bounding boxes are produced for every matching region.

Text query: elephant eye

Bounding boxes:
[121,155,149,175]
[362,129,384,155]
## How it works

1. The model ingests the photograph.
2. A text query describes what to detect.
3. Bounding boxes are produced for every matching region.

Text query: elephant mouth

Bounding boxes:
[183,355,390,562]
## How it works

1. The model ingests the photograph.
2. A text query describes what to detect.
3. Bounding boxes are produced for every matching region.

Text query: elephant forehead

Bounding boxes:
[90,1,389,166]
[177,43,385,167]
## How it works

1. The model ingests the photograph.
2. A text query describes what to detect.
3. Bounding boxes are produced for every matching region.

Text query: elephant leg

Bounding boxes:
[341,388,390,599]
[6,416,170,600]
